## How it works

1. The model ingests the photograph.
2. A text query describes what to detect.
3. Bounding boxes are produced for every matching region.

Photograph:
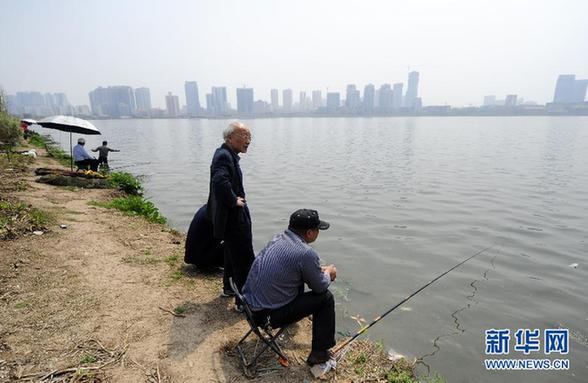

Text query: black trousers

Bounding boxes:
[255,290,336,352]
[75,159,99,171]
[223,226,254,301]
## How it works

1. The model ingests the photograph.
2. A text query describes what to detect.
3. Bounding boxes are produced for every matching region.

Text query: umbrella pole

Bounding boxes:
[69,132,73,171]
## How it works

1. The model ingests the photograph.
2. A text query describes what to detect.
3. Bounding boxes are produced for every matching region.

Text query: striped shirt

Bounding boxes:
[243,229,331,311]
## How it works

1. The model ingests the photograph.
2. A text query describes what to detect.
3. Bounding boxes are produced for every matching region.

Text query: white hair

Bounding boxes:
[223,121,246,140]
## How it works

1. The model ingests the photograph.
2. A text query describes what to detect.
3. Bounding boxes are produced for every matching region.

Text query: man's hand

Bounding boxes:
[323,264,337,281]
[236,196,247,207]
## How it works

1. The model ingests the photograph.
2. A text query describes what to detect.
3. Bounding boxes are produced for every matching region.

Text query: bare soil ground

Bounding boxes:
[1,149,416,383]
[0,151,323,382]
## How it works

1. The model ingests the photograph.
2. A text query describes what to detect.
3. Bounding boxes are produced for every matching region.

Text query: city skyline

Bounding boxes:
[6,71,587,118]
[1,1,587,109]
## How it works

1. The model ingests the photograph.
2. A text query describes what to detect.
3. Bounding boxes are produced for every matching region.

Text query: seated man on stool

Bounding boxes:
[73,138,99,171]
[243,209,337,366]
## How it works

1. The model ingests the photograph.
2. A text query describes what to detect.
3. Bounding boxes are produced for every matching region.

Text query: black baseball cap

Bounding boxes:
[289,209,330,231]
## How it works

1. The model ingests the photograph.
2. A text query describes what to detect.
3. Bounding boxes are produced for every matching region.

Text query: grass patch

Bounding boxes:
[14,302,27,309]
[165,254,179,266]
[107,172,143,195]
[171,270,183,280]
[174,305,187,315]
[90,196,166,224]
[122,255,160,265]
[80,354,97,365]
[0,199,53,240]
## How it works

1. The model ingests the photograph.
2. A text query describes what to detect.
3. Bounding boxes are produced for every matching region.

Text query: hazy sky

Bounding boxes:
[1,0,587,108]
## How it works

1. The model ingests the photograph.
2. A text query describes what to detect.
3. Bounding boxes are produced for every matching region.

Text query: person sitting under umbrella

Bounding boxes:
[73,138,100,171]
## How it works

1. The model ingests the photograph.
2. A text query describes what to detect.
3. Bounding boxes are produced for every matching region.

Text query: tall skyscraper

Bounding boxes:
[392,83,403,109]
[135,87,152,111]
[483,95,496,106]
[326,92,340,110]
[165,92,180,117]
[312,90,322,109]
[299,91,307,111]
[236,87,254,114]
[363,84,375,113]
[553,75,576,104]
[378,84,392,111]
[405,71,420,108]
[573,80,588,103]
[282,89,293,112]
[505,94,518,107]
[345,84,360,110]
[89,86,135,117]
[184,81,201,116]
[554,74,588,104]
[211,86,228,115]
[270,89,279,111]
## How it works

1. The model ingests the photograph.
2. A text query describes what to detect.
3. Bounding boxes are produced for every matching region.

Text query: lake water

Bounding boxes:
[37,117,588,382]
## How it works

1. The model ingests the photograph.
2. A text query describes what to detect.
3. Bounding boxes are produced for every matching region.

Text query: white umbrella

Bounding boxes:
[37,115,101,170]
[20,118,38,125]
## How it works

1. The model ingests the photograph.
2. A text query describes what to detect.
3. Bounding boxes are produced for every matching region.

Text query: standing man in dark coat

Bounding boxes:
[206,121,254,309]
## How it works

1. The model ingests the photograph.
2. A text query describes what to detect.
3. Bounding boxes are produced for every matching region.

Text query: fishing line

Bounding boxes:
[333,245,496,359]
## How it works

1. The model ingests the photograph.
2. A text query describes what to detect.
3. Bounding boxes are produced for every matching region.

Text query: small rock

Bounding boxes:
[59,224,67,229]
[33,231,44,236]
[387,348,405,362]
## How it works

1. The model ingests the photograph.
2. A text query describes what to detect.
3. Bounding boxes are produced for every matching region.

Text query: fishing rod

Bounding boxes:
[108,161,151,171]
[333,245,495,357]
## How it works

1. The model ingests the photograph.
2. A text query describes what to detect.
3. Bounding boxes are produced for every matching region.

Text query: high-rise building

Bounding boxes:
[299,91,307,111]
[363,84,375,112]
[326,92,340,111]
[89,86,135,117]
[378,84,392,111]
[184,81,201,116]
[553,75,576,104]
[573,80,588,103]
[270,89,279,111]
[312,90,322,109]
[282,89,293,112]
[392,83,403,109]
[483,95,496,106]
[165,92,180,117]
[135,87,152,112]
[211,87,228,115]
[505,94,518,107]
[236,87,254,114]
[345,84,361,110]
[405,71,420,108]
[206,93,214,113]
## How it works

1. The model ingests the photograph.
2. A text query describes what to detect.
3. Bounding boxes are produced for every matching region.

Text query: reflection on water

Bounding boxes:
[37,116,588,382]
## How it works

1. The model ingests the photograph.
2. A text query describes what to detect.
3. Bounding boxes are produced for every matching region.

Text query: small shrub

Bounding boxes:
[108,172,143,195]
[0,112,22,161]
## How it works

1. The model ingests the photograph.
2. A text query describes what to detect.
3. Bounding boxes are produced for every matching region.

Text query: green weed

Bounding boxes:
[165,254,179,266]
[0,200,53,240]
[108,172,143,195]
[80,354,97,364]
[174,305,187,315]
[90,196,166,224]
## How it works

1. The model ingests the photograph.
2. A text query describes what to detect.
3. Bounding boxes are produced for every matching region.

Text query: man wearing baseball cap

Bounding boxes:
[243,209,337,366]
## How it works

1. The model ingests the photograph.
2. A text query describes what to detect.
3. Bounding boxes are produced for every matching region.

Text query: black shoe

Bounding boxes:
[306,350,333,366]
[221,289,236,298]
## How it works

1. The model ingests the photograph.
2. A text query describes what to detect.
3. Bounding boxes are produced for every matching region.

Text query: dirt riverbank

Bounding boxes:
[0,145,418,382]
